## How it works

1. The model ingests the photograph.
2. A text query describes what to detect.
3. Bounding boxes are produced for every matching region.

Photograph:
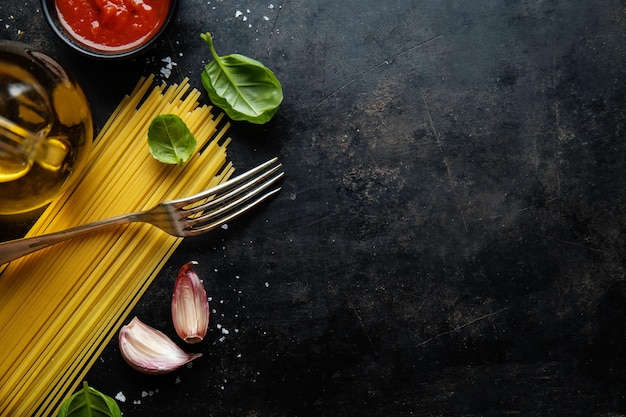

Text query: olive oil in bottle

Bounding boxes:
[0,41,92,215]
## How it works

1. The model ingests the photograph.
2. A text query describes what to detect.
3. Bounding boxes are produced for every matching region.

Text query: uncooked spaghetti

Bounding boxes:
[0,74,234,417]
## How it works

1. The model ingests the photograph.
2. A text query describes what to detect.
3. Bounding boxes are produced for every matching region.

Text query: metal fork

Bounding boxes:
[0,157,284,265]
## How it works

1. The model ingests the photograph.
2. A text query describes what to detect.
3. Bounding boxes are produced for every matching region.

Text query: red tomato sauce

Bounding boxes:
[55,0,170,52]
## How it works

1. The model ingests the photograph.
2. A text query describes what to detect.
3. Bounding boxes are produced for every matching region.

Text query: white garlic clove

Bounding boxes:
[118,316,202,374]
[171,261,210,344]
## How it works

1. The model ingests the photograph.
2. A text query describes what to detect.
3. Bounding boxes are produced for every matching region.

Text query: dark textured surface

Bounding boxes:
[2,0,626,415]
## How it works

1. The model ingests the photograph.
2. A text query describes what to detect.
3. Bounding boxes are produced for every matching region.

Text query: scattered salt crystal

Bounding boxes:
[216,323,222,329]
[133,400,141,405]
[268,3,274,8]
[159,56,177,78]
[246,8,251,13]
[235,10,242,17]
[115,392,126,402]
[242,16,248,21]
[221,223,229,230]
[161,56,176,66]
[265,282,269,287]
[141,391,149,398]
[175,376,181,384]
[219,336,226,342]
[263,15,269,21]
[222,327,230,335]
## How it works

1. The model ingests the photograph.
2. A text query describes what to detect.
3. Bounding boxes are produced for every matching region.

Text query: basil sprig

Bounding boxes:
[147,114,197,166]
[57,382,122,417]
[200,32,283,124]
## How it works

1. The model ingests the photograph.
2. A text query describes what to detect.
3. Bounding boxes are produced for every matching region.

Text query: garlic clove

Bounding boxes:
[172,261,210,344]
[119,316,202,374]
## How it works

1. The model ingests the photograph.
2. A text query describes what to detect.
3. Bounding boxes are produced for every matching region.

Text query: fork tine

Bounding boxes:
[183,171,284,233]
[183,185,283,236]
[183,164,282,216]
[168,157,281,208]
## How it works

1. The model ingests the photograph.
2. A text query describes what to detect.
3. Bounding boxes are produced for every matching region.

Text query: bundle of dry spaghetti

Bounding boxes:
[0,74,234,417]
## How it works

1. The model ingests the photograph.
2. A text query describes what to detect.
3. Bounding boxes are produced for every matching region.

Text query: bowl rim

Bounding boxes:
[40,0,178,60]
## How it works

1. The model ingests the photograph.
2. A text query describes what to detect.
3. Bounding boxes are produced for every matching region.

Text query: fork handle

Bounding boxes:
[0,214,137,266]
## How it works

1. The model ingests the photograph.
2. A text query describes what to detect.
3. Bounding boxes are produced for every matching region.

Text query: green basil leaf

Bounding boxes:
[200,32,283,124]
[148,114,197,166]
[57,382,122,417]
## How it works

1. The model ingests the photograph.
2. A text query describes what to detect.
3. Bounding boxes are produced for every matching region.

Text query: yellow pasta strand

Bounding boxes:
[0,75,234,417]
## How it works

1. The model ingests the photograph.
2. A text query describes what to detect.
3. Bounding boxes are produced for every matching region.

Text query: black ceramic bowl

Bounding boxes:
[41,0,178,60]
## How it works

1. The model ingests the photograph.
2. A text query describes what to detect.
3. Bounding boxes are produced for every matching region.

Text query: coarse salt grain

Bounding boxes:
[160,67,172,78]
[115,392,126,402]
[159,56,177,78]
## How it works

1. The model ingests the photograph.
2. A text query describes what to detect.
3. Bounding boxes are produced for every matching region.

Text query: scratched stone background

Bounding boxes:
[2,0,626,415]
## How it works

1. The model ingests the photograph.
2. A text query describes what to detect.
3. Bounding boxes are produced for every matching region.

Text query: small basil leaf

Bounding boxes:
[200,32,283,124]
[148,114,197,166]
[57,382,122,417]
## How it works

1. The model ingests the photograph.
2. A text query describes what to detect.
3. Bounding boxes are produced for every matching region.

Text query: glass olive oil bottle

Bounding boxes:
[0,41,92,215]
